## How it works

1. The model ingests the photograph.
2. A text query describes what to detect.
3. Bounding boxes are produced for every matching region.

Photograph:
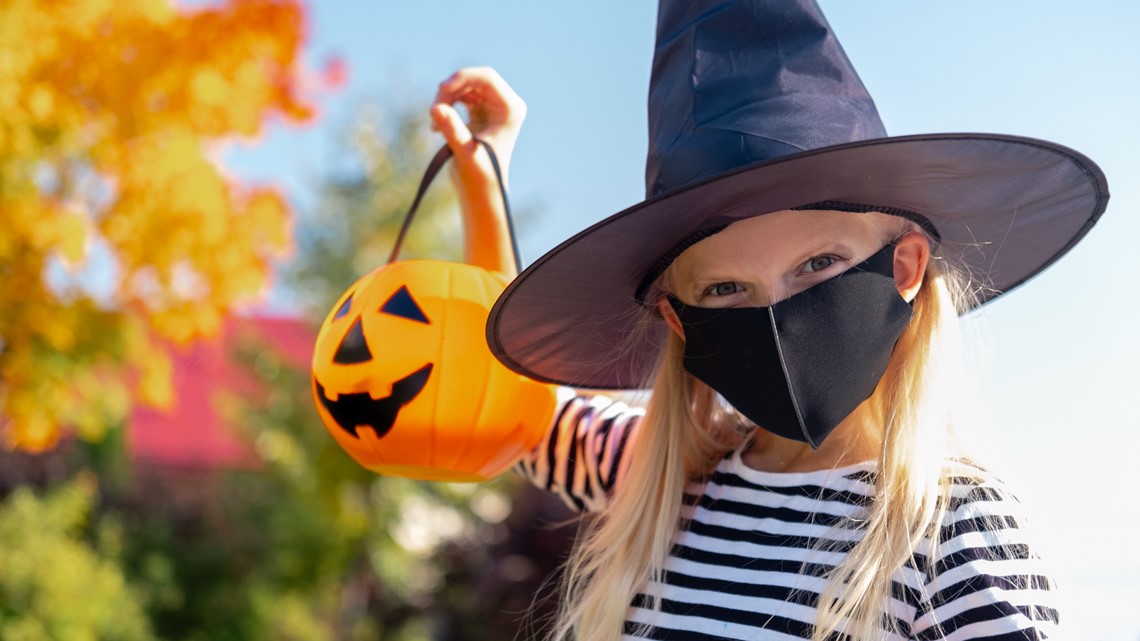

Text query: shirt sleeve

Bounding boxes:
[513,387,644,513]
[911,477,1062,641]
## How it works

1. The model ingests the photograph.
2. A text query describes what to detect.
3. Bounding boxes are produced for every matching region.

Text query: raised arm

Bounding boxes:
[431,67,526,277]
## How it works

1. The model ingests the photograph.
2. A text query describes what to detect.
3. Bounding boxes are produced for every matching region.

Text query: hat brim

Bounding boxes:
[487,133,1108,389]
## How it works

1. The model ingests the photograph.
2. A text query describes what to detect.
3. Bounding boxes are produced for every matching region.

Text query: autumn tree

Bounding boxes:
[0,0,321,450]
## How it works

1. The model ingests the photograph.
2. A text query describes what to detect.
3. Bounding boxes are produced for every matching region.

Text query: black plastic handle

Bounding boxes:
[387,138,521,275]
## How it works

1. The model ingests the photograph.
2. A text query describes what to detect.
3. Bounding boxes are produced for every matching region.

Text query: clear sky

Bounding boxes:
[224,2,1140,638]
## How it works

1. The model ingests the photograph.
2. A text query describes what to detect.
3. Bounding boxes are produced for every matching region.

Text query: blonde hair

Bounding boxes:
[547,248,982,641]
[813,255,973,641]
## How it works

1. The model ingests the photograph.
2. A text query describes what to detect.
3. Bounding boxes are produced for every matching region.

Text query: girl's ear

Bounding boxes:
[893,231,930,302]
[657,297,686,341]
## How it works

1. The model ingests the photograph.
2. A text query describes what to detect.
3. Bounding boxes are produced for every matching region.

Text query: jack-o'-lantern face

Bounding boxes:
[314,284,434,440]
[311,260,556,482]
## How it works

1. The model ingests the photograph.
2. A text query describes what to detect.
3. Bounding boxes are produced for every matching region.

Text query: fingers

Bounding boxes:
[430,102,475,156]
[431,67,524,186]
[434,67,526,129]
[431,101,498,187]
[435,67,505,103]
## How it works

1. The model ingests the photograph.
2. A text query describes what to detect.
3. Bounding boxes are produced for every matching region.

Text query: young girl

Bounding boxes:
[427,2,1107,639]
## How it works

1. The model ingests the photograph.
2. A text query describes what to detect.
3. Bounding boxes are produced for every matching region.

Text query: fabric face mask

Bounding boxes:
[668,243,913,448]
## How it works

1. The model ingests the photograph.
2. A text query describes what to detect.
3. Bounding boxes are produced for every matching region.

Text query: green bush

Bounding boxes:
[0,474,154,641]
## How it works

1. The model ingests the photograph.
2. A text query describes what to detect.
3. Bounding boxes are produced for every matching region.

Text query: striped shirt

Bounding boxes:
[518,391,1060,641]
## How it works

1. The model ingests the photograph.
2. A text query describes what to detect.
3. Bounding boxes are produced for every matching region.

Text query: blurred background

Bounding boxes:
[0,1,1136,640]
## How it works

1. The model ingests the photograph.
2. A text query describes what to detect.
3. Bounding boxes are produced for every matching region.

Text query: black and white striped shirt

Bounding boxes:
[518,391,1060,641]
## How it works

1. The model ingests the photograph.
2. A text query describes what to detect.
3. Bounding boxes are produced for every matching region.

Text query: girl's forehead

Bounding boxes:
[731,208,888,239]
[674,210,890,269]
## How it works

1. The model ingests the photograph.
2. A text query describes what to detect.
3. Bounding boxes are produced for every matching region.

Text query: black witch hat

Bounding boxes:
[487,0,1108,389]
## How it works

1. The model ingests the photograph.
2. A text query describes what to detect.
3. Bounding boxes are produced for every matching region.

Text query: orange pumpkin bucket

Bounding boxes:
[311,142,556,482]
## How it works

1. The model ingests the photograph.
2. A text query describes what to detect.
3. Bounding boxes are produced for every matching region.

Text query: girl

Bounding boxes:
[427,2,1107,639]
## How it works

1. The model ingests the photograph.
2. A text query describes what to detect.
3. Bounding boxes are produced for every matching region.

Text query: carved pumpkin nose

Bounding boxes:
[334,317,373,364]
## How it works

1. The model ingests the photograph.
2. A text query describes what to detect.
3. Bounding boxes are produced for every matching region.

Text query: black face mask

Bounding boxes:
[668,243,912,448]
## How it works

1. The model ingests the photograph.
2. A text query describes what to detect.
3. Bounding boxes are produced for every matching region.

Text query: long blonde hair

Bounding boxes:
[547,247,980,641]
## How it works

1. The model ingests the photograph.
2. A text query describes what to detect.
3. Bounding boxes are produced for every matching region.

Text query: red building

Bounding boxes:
[128,316,315,468]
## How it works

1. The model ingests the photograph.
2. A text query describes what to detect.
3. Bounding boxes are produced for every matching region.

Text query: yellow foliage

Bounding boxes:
[55,206,89,266]
[0,0,317,449]
[5,407,58,452]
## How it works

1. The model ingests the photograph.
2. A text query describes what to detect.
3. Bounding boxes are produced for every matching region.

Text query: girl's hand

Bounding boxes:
[431,67,526,276]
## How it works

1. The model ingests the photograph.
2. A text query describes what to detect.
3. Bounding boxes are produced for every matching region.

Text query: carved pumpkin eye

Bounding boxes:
[379,285,430,324]
[333,294,354,321]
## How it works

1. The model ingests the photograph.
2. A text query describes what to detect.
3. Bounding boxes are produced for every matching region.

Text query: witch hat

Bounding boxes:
[487,0,1108,389]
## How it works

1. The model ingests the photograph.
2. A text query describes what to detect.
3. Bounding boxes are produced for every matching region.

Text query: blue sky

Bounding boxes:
[224,3,1140,638]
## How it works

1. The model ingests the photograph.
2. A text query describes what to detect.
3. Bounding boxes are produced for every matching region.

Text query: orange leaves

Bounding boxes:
[0,0,323,450]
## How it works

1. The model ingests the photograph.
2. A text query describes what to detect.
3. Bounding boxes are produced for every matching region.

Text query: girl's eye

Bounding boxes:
[706,282,741,297]
[803,255,836,273]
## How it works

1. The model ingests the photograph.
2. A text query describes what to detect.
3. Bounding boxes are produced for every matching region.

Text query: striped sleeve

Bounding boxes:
[912,478,1061,641]
[514,387,643,513]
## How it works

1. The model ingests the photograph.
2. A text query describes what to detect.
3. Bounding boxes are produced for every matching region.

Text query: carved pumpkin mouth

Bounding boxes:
[314,363,433,439]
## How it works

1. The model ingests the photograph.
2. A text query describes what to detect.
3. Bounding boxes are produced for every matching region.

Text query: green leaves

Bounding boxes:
[0,475,154,641]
